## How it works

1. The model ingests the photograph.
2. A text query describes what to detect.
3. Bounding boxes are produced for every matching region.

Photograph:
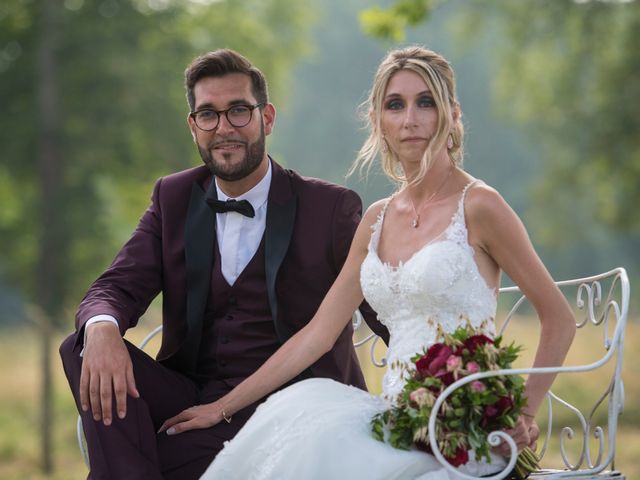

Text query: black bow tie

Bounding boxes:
[207,198,255,218]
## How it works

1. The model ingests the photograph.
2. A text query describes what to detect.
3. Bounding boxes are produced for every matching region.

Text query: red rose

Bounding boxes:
[415,343,453,378]
[446,446,469,467]
[434,369,455,386]
[482,396,514,427]
[463,334,494,354]
[494,396,514,416]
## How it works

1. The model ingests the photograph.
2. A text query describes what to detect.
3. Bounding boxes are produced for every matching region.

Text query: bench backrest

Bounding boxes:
[79,268,629,478]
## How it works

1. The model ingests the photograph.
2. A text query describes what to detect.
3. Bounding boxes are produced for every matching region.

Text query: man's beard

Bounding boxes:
[198,124,266,181]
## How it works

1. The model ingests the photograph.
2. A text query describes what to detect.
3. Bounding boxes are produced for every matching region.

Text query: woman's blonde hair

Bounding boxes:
[350,46,464,186]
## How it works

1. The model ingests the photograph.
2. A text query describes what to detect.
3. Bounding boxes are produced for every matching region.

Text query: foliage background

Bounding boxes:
[0,0,638,477]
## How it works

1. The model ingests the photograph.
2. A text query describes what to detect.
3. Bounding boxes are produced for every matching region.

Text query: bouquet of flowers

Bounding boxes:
[371,325,539,479]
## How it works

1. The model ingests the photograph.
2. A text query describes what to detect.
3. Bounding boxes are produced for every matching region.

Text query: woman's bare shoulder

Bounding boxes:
[465,182,512,220]
[362,197,393,227]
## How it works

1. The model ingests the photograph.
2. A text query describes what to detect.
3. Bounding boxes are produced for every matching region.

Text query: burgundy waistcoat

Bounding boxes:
[195,236,281,385]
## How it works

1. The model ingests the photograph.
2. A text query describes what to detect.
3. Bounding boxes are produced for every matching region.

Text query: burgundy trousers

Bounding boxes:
[59,334,258,480]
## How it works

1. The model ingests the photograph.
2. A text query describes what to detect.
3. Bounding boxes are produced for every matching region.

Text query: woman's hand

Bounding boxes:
[493,415,539,456]
[526,418,540,451]
[158,402,225,435]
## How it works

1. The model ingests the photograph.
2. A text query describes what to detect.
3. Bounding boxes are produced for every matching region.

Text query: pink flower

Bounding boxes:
[409,387,429,406]
[470,380,486,393]
[446,355,462,372]
[465,361,480,374]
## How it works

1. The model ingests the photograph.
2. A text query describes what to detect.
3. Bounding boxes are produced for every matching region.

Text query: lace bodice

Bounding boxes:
[360,181,497,400]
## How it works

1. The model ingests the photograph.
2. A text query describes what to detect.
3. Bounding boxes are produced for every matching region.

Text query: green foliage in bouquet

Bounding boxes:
[371,324,539,476]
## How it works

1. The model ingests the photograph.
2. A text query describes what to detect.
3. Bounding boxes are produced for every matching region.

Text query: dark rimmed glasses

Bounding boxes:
[190,103,263,131]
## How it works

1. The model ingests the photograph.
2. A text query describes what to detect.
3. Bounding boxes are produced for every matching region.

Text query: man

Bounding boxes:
[60,49,388,479]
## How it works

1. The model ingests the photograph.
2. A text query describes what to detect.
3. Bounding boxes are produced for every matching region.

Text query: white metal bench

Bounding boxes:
[78,267,629,479]
[354,267,629,479]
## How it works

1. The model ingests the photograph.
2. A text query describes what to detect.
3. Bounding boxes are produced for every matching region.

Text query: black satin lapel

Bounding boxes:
[181,181,216,370]
[265,194,297,342]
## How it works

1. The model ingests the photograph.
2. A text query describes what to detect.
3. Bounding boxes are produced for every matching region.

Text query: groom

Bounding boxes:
[59,49,388,480]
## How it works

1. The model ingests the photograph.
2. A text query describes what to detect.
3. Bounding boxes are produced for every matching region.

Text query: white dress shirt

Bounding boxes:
[215,162,271,285]
[83,162,273,346]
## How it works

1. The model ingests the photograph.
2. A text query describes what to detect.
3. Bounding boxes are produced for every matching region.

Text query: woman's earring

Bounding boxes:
[381,136,389,153]
[447,134,453,149]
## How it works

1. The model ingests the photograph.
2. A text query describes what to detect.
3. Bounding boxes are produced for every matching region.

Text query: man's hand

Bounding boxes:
[79,322,139,425]
[158,402,225,435]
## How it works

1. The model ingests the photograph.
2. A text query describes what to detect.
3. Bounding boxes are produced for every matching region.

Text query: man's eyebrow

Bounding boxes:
[195,98,253,110]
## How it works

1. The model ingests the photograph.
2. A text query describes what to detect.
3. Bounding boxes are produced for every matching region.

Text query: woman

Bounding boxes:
[160,46,576,479]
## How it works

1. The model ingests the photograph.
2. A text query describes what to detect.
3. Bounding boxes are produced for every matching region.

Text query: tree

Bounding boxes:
[0,0,313,472]
[360,0,640,236]
[359,0,640,283]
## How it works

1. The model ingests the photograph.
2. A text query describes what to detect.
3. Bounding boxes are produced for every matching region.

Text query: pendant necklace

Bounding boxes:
[408,167,454,228]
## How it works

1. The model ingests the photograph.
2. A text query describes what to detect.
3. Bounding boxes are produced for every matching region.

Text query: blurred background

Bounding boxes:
[0,0,638,478]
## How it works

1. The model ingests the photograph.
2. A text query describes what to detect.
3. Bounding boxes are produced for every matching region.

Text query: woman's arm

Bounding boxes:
[159,201,386,435]
[466,185,576,448]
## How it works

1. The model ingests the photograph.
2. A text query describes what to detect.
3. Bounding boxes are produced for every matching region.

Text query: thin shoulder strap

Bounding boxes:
[380,195,393,216]
[377,192,399,224]
[461,179,481,202]
[453,179,483,230]
[369,193,397,250]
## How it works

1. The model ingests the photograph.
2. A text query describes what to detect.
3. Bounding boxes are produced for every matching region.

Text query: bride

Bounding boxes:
[160,46,576,479]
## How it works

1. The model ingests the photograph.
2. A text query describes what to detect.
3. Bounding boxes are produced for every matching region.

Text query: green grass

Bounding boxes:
[0,324,159,480]
[0,316,638,479]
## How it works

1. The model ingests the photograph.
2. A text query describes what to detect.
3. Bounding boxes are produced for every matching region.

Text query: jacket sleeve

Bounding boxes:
[331,189,390,345]
[74,178,165,344]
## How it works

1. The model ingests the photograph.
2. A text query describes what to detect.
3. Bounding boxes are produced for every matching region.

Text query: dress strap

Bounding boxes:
[457,179,482,215]
[462,179,481,201]
[446,179,483,246]
[379,195,393,218]
[369,193,398,251]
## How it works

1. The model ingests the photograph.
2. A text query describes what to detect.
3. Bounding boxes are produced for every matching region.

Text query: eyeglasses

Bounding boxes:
[190,103,263,131]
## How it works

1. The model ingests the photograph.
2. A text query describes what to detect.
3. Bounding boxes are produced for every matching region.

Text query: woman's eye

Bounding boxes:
[418,97,435,108]
[385,99,404,110]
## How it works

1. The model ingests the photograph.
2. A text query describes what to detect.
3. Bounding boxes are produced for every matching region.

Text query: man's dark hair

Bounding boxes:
[184,49,269,111]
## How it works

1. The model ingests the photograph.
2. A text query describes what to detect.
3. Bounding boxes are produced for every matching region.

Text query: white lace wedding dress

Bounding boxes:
[201,181,507,480]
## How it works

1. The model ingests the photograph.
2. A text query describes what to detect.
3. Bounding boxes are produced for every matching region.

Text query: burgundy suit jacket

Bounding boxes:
[75,159,389,387]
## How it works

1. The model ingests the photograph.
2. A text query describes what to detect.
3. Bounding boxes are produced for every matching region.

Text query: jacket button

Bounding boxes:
[225,315,233,321]
[220,337,229,344]
[228,296,237,305]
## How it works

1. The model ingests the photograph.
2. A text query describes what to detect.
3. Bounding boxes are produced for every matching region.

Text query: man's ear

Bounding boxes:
[262,103,276,136]
[187,114,198,143]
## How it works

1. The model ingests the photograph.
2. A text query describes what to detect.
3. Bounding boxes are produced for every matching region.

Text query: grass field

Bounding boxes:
[0,315,638,479]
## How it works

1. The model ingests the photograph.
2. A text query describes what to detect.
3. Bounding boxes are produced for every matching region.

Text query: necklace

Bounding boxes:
[408,167,454,228]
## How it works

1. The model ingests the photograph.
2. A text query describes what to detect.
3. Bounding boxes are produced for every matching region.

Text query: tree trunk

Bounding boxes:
[36,0,63,473]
